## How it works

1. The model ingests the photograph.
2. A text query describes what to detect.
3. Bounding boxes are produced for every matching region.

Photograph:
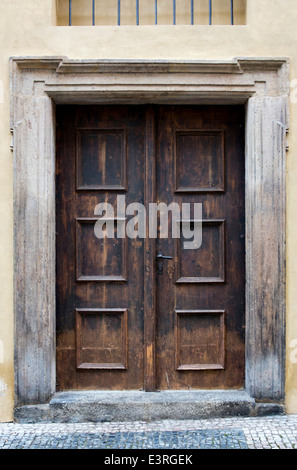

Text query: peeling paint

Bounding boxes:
[289,339,297,364]
[0,378,7,397]
[0,341,3,364]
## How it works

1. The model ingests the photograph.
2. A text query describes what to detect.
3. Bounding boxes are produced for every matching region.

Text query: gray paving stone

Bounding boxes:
[0,415,296,449]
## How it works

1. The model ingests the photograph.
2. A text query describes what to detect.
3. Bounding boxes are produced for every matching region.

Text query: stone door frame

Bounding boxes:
[10,57,289,405]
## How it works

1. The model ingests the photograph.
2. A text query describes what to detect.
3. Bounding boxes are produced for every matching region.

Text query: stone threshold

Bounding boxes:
[14,390,285,423]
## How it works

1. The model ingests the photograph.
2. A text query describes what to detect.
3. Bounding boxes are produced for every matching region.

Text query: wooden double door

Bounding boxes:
[56,104,245,391]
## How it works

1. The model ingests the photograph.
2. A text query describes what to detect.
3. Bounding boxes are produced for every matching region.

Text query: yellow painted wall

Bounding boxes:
[1,0,297,421]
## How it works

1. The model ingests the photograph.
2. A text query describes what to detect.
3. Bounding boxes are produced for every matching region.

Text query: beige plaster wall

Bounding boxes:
[0,0,297,421]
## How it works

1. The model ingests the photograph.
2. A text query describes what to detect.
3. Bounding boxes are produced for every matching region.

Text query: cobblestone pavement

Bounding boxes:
[0,415,296,449]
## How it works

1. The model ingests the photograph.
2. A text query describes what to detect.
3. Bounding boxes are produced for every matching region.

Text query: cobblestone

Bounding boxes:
[0,415,296,449]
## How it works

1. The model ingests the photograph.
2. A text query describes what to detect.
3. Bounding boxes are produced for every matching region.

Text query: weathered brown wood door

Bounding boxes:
[56,105,245,391]
[56,106,146,390]
[155,106,245,390]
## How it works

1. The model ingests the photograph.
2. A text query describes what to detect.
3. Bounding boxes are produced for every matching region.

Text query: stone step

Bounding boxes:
[14,390,285,423]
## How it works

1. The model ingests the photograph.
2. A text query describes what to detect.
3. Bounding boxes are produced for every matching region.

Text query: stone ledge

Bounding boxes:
[14,390,285,423]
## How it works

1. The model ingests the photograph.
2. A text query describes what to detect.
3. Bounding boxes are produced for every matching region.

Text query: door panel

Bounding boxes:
[56,105,145,390]
[155,106,245,390]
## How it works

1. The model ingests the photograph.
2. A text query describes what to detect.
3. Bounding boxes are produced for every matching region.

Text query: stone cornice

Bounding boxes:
[11,56,289,75]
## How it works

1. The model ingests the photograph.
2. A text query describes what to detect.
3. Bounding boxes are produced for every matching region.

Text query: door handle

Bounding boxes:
[156,252,173,274]
[156,252,173,260]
